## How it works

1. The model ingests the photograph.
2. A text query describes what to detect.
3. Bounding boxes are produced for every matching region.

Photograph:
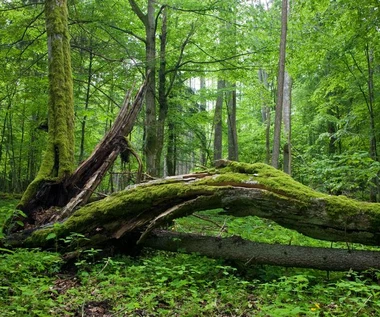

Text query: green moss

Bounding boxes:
[216,161,322,202]
[323,195,380,222]
[20,161,380,248]
[215,161,380,221]
[20,0,75,209]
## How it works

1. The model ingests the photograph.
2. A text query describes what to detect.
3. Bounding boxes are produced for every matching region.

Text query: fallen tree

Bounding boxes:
[142,230,380,271]
[4,160,380,270]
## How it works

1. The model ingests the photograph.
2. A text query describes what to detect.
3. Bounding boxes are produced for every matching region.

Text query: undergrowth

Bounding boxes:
[1,200,380,316]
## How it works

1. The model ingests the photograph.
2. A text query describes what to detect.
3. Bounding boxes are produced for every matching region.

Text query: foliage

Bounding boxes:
[2,0,380,314]
[2,201,380,316]
[1,247,380,316]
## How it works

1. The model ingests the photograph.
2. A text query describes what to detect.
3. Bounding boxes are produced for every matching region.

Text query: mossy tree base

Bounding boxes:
[6,160,380,270]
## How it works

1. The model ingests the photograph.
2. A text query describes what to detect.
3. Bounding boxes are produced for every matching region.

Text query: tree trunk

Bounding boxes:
[129,0,157,177]
[227,83,238,161]
[7,160,380,270]
[8,160,380,249]
[365,45,379,202]
[214,79,225,161]
[199,77,208,166]
[144,0,158,177]
[166,119,176,176]
[18,82,148,222]
[282,71,292,175]
[155,6,168,177]
[143,230,380,271]
[79,45,94,163]
[19,0,75,210]
[258,69,271,164]
[271,0,288,169]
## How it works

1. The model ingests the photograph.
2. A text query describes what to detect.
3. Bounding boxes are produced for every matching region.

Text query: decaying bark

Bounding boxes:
[5,160,380,271]
[142,230,380,271]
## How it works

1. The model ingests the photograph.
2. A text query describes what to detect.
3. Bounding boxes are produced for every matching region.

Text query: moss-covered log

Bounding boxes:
[142,230,380,271]
[6,160,380,253]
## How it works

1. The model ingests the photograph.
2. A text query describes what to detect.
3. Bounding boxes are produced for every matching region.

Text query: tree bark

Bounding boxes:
[365,45,379,202]
[143,230,380,271]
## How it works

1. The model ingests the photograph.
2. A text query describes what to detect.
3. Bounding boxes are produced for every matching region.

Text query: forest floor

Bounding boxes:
[1,199,380,316]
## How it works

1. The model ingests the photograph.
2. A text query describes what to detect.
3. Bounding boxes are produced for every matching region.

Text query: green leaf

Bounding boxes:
[45,233,57,241]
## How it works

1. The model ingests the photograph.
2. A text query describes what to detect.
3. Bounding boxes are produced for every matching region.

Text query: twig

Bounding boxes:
[192,214,225,230]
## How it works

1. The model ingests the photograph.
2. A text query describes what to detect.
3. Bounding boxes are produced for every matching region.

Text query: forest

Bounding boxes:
[1,0,380,316]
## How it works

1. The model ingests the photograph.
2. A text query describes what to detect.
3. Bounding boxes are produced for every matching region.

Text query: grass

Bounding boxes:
[1,200,380,316]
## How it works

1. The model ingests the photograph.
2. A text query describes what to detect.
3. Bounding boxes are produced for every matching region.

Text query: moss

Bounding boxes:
[20,160,380,248]
[323,195,380,222]
[216,161,322,202]
[20,0,75,209]
[52,183,214,235]
[215,161,380,221]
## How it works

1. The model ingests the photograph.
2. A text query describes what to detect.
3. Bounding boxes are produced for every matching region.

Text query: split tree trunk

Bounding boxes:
[18,81,148,223]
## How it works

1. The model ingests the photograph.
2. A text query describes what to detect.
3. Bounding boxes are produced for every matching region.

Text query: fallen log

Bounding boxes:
[142,230,380,271]
[5,161,380,251]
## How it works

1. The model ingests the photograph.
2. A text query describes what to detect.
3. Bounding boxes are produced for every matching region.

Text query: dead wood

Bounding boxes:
[20,79,148,223]
[142,230,380,271]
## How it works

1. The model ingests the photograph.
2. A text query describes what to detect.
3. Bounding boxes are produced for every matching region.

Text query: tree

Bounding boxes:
[271,0,288,169]
[282,71,292,175]
[289,0,380,199]
[213,79,225,161]
[19,0,75,209]
[13,0,148,221]
[128,0,157,177]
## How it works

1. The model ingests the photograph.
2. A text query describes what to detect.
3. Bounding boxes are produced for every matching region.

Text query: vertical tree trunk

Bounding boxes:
[0,103,10,171]
[227,83,238,161]
[327,108,337,156]
[214,79,225,161]
[271,0,288,169]
[17,102,26,192]
[144,0,157,177]
[129,0,157,177]
[79,46,93,163]
[19,0,75,208]
[156,6,168,177]
[366,45,379,202]
[199,77,208,166]
[166,120,176,176]
[258,69,271,164]
[282,71,292,175]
